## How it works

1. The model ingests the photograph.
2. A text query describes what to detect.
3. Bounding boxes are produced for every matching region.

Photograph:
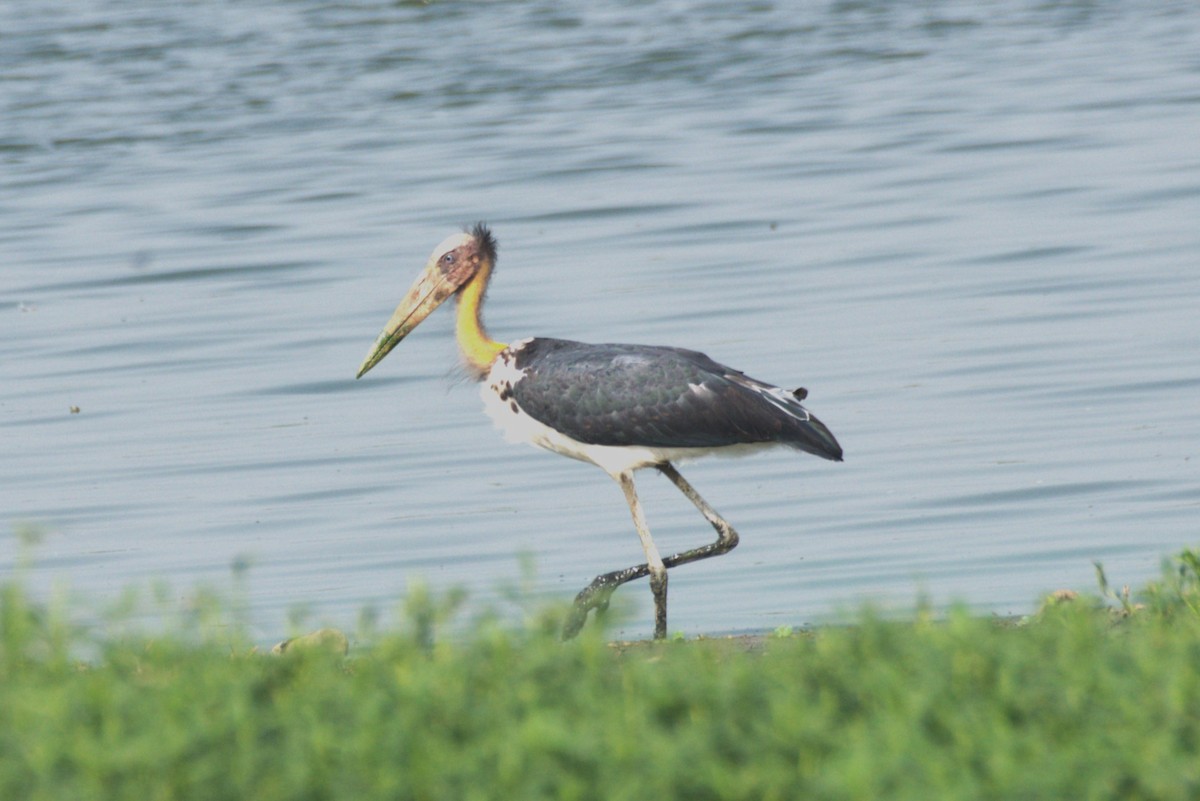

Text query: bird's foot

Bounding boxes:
[561,582,616,640]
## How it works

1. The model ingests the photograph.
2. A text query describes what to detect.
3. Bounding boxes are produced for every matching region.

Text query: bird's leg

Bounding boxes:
[563,471,669,641]
[562,463,739,641]
[620,471,669,640]
[655,462,740,561]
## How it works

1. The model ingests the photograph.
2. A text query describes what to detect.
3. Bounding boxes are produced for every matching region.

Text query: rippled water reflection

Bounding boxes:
[3,0,1198,639]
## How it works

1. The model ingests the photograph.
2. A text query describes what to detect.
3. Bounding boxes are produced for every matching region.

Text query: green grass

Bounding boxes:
[4,547,1200,800]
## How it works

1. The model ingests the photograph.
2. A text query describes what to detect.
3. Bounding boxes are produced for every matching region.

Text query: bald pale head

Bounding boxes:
[431,231,474,261]
[356,224,498,378]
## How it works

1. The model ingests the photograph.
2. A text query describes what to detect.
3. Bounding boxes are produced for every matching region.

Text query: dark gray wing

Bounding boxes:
[510,338,842,460]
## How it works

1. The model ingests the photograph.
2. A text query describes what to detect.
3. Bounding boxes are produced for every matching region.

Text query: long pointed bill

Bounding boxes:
[356,263,461,378]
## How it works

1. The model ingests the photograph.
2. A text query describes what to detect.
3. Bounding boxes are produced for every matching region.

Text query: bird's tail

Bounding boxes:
[746,381,844,462]
[788,410,843,462]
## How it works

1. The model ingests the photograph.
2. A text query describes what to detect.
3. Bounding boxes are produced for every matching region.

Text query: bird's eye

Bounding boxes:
[441,252,456,265]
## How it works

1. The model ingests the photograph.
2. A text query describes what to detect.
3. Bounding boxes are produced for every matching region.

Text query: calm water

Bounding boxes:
[3,0,1199,641]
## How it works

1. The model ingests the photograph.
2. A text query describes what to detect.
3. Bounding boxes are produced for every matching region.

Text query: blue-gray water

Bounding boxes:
[3,0,1198,641]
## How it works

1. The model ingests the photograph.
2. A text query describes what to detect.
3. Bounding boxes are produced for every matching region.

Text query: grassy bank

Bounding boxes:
[3,551,1200,800]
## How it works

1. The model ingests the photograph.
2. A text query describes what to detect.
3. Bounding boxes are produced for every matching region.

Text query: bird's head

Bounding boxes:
[356,224,497,378]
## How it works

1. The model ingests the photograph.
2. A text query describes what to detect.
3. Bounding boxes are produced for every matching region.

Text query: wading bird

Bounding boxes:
[357,224,842,640]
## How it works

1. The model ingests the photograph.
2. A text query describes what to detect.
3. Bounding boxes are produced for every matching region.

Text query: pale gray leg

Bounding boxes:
[562,462,740,640]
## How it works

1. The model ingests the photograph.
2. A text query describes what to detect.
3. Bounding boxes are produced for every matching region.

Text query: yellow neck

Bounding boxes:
[455,263,506,377]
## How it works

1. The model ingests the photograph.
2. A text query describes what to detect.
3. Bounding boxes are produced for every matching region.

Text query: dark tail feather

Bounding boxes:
[737,377,843,461]
[787,410,843,462]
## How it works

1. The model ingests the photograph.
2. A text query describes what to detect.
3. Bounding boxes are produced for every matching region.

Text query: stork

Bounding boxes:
[356,224,842,640]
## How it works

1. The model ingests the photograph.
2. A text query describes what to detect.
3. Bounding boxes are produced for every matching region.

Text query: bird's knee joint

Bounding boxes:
[649,567,668,597]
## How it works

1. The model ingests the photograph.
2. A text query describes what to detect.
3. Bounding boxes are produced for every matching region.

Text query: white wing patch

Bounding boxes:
[741,380,813,422]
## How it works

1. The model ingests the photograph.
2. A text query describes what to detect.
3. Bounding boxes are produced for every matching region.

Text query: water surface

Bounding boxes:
[3,0,1198,640]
